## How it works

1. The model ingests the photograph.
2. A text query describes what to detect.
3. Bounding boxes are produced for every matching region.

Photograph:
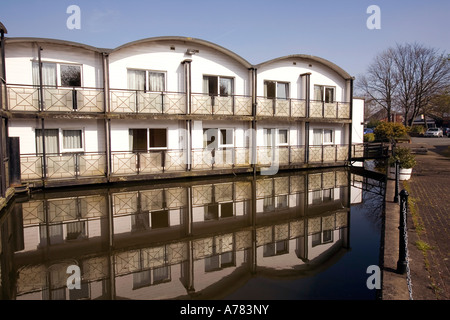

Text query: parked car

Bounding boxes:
[424,127,444,137]
[364,128,374,135]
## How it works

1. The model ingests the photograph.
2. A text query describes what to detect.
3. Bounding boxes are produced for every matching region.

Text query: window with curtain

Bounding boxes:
[32,62,57,87]
[264,128,274,147]
[36,129,59,154]
[127,69,146,91]
[62,130,83,151]
[313,129,334,145]
[313,129,323,146]
[277,82,288,99]
[278,129,288,145]
[314,85,335,102]
[203,76,233,96]
[149,72,165,92]
[264,81,289,99]
[324,129,333,144]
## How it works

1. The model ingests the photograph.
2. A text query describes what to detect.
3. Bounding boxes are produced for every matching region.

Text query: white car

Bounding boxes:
[424,128,443,137]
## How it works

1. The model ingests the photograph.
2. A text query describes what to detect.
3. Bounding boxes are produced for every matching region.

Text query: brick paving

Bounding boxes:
[404,145,450,300]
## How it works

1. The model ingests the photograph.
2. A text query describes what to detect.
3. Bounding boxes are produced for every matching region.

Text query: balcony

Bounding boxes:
[7,85,104,113]
[256,97,349,119]
[191,93,252,116]
[109,89,186,114]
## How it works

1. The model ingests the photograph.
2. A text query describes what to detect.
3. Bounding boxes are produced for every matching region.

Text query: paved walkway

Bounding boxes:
[382,139,450,300]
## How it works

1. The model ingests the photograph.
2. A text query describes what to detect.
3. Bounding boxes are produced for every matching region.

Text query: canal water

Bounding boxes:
[0,167,385,300]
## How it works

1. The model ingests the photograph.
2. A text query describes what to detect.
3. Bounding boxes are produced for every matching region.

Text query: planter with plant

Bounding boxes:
[388,146,416,180]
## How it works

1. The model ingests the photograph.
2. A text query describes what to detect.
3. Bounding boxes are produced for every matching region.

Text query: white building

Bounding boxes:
[0,26,364,191]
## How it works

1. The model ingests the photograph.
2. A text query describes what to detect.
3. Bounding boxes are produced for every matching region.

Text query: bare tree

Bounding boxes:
[356,48,398,122]
[357,43,449,125]
[392,43,450,126]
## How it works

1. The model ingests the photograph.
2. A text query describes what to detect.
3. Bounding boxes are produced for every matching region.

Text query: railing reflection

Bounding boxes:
[3,168,354,300]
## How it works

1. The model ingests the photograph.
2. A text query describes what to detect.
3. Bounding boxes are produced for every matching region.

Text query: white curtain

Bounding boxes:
[36,129,59,154]
[127,69,146,91]
[32,62,57,87]
[278,129,288,145]
[277,82,288,99]
[324,130,333,143]
[63,130,82,150]
[264,128,273,147]
[313,129,323,145]
[314,85,323,101]
[149,72,165,92]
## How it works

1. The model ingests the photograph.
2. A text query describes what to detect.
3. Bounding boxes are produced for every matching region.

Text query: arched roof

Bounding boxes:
[4,37,108,53]
[4,36,352,78]
[111,36,253,69]
[256,54,353,80]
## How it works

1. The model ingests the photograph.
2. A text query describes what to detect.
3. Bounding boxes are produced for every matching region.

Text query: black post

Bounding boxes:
[394,160,399,203]
[397,189,409,274]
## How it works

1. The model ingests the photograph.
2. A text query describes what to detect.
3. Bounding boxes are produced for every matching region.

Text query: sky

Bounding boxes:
[0,0,449,83]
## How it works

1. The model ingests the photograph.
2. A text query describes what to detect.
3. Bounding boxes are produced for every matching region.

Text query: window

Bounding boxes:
[149,72,165,92]
[129,128,167,151]
[60,64,81,87]
[203,128,234,149]
[32,62,57,87]
[264,128,288,146]
[263,240,288,257]
[127,69,166,92]
[149,128,167,149]
[314,85,335,103]
[62,129,83,152]
[313,129,334,145]
[264,81,289,99]
[203,76,233,96]
[278,129,288,146]
[32,62,82,87]
[36,129,59,154]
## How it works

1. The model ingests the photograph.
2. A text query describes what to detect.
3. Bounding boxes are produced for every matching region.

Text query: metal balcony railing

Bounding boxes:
[7,84,105,112]
[191,93,252,116]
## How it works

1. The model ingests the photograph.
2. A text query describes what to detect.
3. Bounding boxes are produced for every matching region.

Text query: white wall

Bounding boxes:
[256,58,347,101]
[109,40,250,95]
[110,119,183,151]
[352,98,365,144]
[8,119,105,154]
[5,42,103,88]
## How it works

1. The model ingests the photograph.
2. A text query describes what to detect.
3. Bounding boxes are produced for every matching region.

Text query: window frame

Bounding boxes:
[313,85,336,103]
[203,128,235,149]
[61,128,85,153]
[312,128,334,146]
[127,68,167,92]
[264,80,290,100]
[202,75,234,97]
[129,128,168,152]
[32,60,83,88]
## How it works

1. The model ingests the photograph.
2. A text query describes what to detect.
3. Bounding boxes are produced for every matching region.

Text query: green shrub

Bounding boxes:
[389,146,416,169]
[374,122,408,141]
[409,125,426,135]
[364,133,375,142]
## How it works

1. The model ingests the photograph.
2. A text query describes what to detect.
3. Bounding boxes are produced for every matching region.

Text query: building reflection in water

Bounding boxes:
[0,168,373,300]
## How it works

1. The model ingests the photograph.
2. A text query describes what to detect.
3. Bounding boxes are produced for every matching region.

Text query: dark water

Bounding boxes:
[0,167,384,300]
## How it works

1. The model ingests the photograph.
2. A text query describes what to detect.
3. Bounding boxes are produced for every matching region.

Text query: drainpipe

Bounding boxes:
[182,59,192,171]
[348,78,354,163]
[250,67,257,176]
[0,26,7,197]
[38,45,47,180]
[102,52,111,180]
[301,73,311,164]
